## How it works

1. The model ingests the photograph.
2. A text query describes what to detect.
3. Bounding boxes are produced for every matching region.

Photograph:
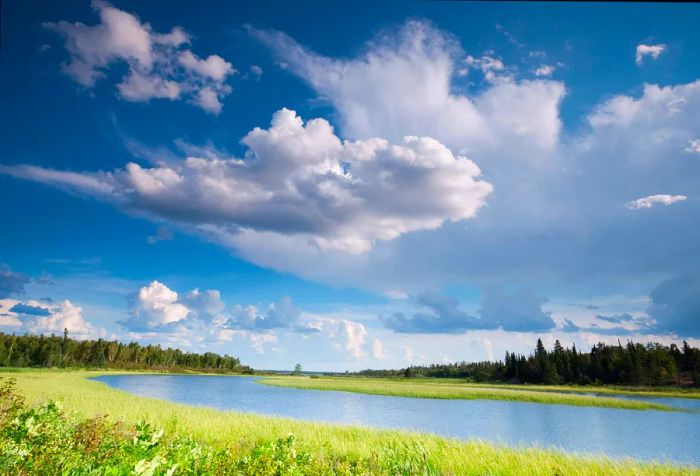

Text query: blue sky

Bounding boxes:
[1,1,699,370]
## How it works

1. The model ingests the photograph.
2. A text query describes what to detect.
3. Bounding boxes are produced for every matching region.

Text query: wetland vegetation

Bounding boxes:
[2,371,699,475]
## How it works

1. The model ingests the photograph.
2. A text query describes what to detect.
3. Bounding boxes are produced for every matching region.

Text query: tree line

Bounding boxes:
[357,339,700,387]
[0,330,253,374]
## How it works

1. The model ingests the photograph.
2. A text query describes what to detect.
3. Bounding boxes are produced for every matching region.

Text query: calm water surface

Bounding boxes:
[93,375,700,464]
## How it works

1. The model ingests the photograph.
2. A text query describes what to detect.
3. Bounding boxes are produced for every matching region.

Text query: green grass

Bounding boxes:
[259,376,686,411]
[371,378,700,400]
[1,369,697,475]
[460,381,700,400]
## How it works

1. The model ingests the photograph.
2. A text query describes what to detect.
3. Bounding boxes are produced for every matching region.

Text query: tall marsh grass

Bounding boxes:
[385,378,700,400]
[260,376,681,411]
[1,370,697,475]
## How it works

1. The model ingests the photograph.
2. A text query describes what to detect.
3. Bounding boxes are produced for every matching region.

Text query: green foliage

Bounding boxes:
[0,331,253,375]
[236,434,313,475]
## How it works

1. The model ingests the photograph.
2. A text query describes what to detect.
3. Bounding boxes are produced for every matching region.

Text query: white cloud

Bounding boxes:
[4,19,699,310]
[339,319,367,359]
[110,279,374,361]
[182,288,225,322]
[1,108,492,253]
[229,296,301,330]
[250,65,263,79]
[0,299,23,327]
[0,298,101,339]
[402,346,414,363]
[45,1,234,112]
[302,317,368,359]
[534,65,555,77]
[250,333,277,354]
[27,300,95,336]
[372,338,386,359]
[467,338,494,361]
[587,82,700,138]
[626,194,687,209]
[196,87,223,113]
[635,44,666,65]
[178,50,234,81]
[117,70,181,101]
[464,54,508,83]
[686,138,700,154]
[125,281,189,329]
[252,21,565,151]
[204,74,700,293]
[215,328,245,342]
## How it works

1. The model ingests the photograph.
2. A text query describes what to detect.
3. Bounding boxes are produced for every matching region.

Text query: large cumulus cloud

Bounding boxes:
[251,20,565,152]
[0,108,492,253]
[120,280,190,331]
[216,31,700,297]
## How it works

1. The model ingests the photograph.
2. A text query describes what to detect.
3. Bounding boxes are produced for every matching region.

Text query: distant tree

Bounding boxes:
[0,331,252,374]
[353,338,699,388]
[293,363,302,375]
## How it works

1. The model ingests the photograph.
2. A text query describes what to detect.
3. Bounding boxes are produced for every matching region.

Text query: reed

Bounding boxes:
[260,375,683,411]
[1,369,696,475]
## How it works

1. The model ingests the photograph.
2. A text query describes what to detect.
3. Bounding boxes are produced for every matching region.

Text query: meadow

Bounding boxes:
[260,375,687,411]
[1,369,698,475]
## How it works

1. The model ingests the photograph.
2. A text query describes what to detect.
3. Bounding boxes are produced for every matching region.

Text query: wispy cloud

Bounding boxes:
[626,194,687,209]
[635,43,665,65]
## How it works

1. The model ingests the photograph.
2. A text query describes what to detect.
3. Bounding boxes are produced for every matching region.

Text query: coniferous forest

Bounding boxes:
[3,331,700,387]
[357,339,700,387]
[0,331,253,374]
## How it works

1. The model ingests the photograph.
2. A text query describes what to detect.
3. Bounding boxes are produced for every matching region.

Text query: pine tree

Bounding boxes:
[535,338,547,382]
[571,343,580,383]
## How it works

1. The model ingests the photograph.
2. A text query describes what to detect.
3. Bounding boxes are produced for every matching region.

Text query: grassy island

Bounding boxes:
[259,376,686,411]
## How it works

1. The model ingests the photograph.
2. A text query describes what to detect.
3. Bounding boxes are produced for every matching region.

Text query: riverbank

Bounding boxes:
[458,381,700,399]
[1,369,697,475]
[260,376,686,411]
[358,376,700,399]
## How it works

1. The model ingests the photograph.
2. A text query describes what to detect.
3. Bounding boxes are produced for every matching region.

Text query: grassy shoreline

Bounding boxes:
[364,377,700,400]
[2,369,698,474]
[462,381,700,400]
[5,367,699,399]
[259,376,686,411]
